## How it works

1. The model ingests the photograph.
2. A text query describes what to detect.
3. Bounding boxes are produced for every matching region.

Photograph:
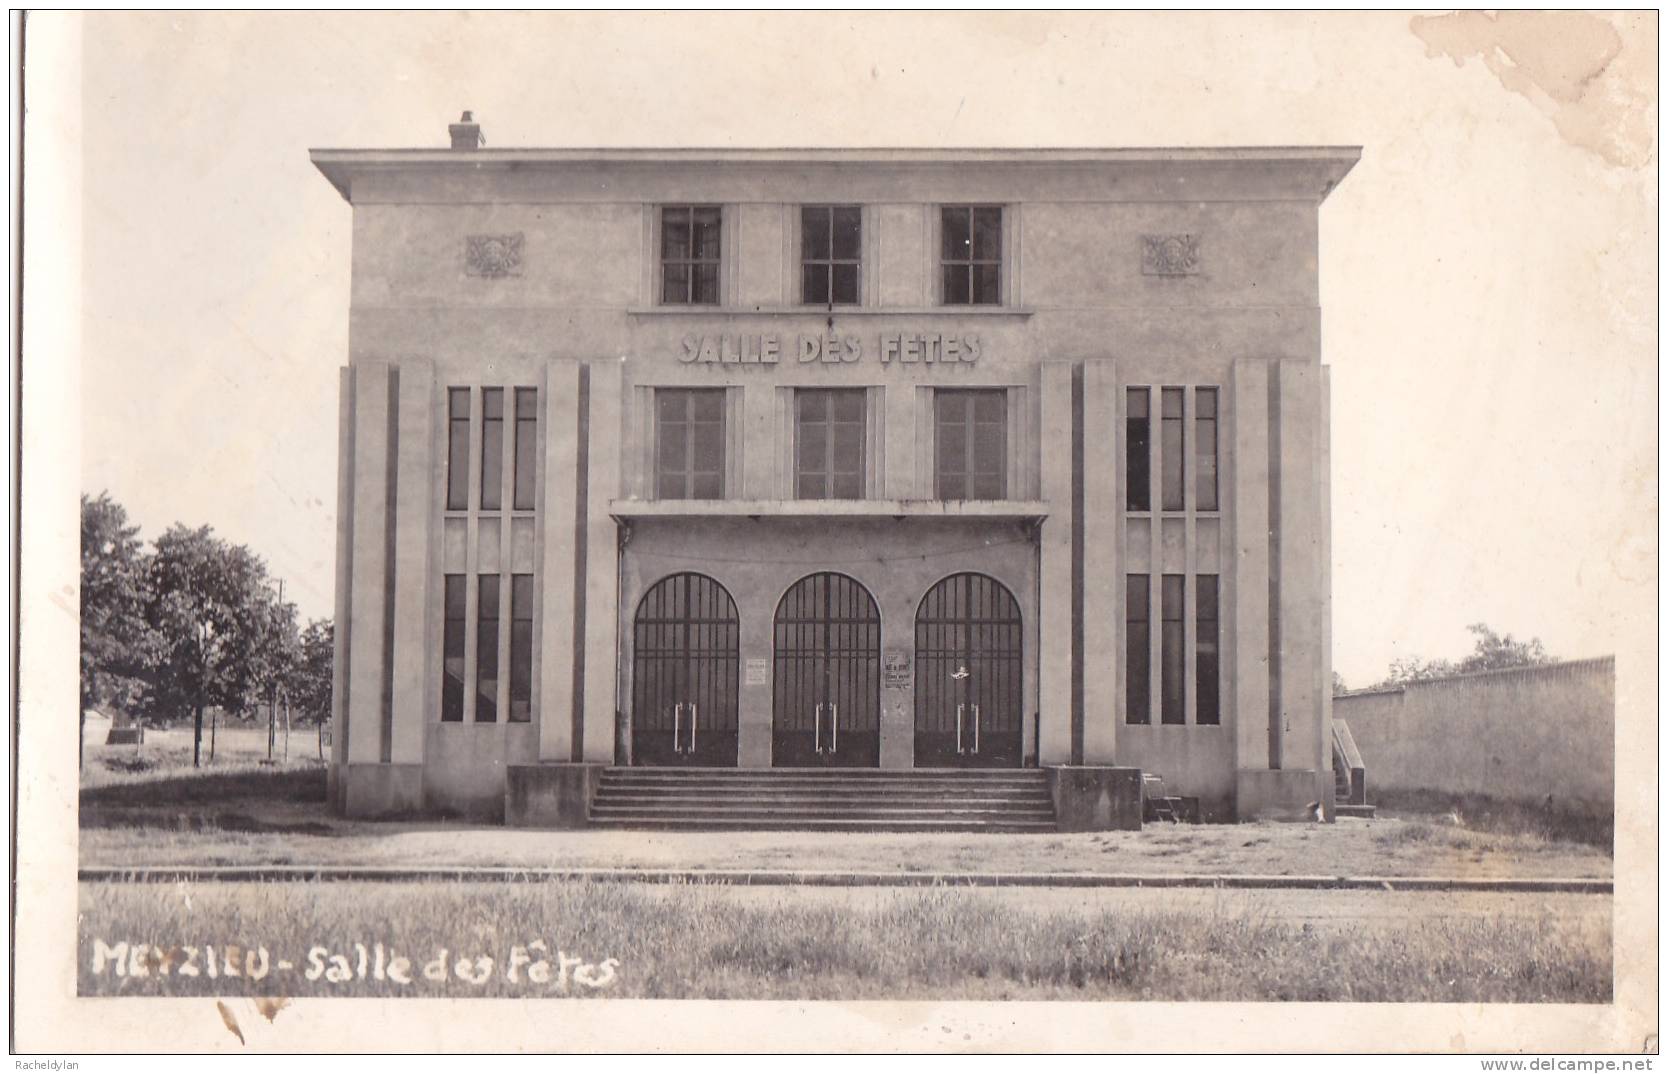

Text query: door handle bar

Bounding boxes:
[672,703,684,754]
[956,704,964,754]
[972,703,980,755]
[689,702,697,754]
[814,703,824,754]
[831,703,838,754]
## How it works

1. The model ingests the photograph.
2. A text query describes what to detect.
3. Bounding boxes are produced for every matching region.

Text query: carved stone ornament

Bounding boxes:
[1141,233,1200,276]
[465,233,524,278]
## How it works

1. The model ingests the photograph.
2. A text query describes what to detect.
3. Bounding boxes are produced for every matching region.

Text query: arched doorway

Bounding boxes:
[631,572,739,766]
[772,572,881,767]
[914,572,1024,768]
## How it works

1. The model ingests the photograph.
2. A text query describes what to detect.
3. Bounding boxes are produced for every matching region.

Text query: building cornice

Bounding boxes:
[310,145,1362,204]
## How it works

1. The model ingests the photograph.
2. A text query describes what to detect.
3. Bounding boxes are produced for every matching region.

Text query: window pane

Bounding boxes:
[691,388,723,422]
[1196,387,1219,512]
[692,263,720,305]
[691,207,721,259]
[831,207,861,260]
[802,206,831,260]
[937,472,967,500]
[1196,574,1220,725]
[661,263,689,304]
[1126,574,1149,724]
[831,263,860,305]
[441,574,465,722]
[480,388,503,511]
[690,418,724,476]
[1161,574,1184,724]
[476,574,500,722]
[509,575,533,723]
[831,421,863,475]
[1160,387,1184,512]
[797,421,826,473]
[831,388,864,423]
[943,265,970,304]
[803,263,829,305]
[972,207,1002,260]
[798,473,826,499]
[937,415,967,475]
[830,470,863,499]
[941,206,971,261]
[447,388,470,511]
[692,471,723,499]
[513,387,537,511]
[1126,388,1150,511]
[972,263,1001,304]
[661,209,690,260]
[657,419,688,472]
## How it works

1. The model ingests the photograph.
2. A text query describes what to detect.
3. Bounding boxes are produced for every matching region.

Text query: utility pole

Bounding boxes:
[267,578,284,763]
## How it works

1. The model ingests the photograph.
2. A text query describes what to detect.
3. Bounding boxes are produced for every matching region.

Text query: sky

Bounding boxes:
[67,10,1657,688]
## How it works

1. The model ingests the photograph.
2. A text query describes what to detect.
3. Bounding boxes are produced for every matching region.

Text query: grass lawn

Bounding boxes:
[77,879,1610,1001]
[81,730,1612,879]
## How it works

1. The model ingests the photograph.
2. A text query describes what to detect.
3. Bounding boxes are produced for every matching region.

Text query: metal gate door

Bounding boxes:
[631,573,739,766]
[914,572,1024,768]
[772,572,881,767]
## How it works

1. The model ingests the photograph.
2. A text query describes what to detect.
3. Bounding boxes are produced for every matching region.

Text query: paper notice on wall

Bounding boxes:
[744,658,768,686]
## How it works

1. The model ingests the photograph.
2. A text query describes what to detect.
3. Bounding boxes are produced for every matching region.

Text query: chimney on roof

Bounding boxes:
[448,110,484,150]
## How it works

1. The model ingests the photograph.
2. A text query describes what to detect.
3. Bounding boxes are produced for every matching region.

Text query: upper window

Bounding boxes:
[1195,387,1219,512]
[802,206,861,306]
[513,387,538,512]
[655,388,726,500]
[480,388,504,511]
[660,206,721,305]
[1160,387,1185,512]
[1126,387,1150,512]
[941,206,1002,305]
[795,388,866,500]
[446,388,470,511]
[934,389,1007,500]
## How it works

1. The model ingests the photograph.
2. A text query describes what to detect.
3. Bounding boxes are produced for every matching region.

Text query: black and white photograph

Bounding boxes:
[12,8,1658,1056]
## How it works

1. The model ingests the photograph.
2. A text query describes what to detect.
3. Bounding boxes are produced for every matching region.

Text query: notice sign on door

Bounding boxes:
[745,658,768,686]
[882,649,912,690]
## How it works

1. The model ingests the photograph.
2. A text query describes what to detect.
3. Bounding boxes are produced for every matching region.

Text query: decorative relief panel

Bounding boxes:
[465,233,524,278]
[1141,233,1200,276]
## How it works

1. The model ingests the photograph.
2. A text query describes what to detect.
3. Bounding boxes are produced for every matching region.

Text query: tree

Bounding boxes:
[291,619,335,725]
[142,524,275,767]
[80,493,157,760]
[1455,622,1552,673]
[1375,622,1554,689]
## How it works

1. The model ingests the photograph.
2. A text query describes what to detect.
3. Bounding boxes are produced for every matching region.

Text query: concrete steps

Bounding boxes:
[588,767,1058,832]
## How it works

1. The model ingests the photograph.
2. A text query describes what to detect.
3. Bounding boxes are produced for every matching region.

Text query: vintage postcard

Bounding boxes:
[13,9,1658,1055]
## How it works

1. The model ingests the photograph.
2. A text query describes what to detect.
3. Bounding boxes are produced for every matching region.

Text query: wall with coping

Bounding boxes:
[1336,657,1615,810]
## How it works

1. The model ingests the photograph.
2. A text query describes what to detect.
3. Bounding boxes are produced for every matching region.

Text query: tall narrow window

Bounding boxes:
[509,574,533,723]
[660,205,722,305]
[1126,388,1150,511]
[513,387,538,511]
[441,574,465,722]
[1161,387,1185,512]
[935,389,1007,500]
[1125,574,1150,724]
[480,388,504,511]
[1196,574,1220,726]
[446,388,470,511]
[941,205,1002,305]
[476,573,500,722]
[1196,387,1218,512]
[1161,574,1185,724]
[802,206,861,305]
[655,388,726,499]
[795,388,866,499]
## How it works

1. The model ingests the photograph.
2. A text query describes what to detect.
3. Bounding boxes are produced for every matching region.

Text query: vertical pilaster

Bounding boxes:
[1231,358,1271,771]
[536,363,581,761]
[1080,359,1120,762]
[1278,360,1324,774]
[581,359,624,763]
[388,359,435,764]
[329,367,356,802]
[742,382,774,500]
[346,360,393,764]
[884,381,916,499]
[1319,366,1335,800]
[1037,362,1075,764]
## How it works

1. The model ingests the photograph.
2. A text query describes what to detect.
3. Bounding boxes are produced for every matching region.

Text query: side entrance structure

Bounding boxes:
[313,116,1358,827]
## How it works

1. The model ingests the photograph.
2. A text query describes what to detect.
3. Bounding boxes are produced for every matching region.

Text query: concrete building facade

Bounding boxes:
[313,117,1358,824]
